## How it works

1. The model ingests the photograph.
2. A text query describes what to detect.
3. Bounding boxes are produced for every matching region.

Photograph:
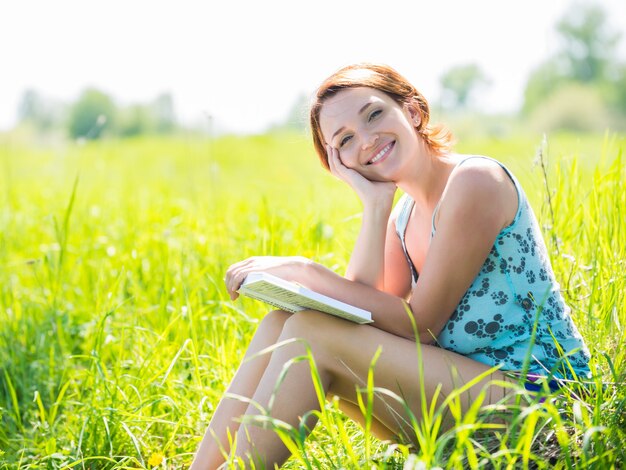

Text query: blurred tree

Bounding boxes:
[522,62,564,115]
[117,104,156,137]
[610,63,626,121]
[68,88,116,139]
[284,92,309,130]
[116,94,177,137]
[556,3,621,83]
[522,1,623,125]
[152,93,177,133]
[17,89,63,132]
[18,89,45,123]
[268,92,309,132]
[440,64,490,110]
[528,83,612,133]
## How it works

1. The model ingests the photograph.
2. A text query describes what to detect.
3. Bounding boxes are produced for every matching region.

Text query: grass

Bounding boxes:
[0,129,624,469]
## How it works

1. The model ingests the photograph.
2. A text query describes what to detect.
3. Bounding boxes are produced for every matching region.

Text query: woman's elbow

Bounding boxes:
[418,332,437,345]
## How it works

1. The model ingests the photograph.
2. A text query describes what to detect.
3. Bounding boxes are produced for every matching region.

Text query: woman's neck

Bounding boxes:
[396,150,460,213]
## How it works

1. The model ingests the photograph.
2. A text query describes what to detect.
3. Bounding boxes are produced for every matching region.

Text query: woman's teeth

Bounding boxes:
[368,142,393,164]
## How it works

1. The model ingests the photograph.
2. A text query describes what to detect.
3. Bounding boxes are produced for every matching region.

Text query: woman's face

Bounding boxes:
[319,87,421,182]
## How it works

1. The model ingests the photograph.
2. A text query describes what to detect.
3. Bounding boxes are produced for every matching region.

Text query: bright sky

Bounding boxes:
[2,0,625,134]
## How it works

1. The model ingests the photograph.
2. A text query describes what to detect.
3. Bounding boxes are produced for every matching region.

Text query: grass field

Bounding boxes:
[0,130,624,469]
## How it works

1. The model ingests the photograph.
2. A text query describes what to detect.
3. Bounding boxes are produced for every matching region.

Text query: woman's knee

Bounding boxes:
[281,310,317,336]
[256,309,292,339]
[280,310,340,347]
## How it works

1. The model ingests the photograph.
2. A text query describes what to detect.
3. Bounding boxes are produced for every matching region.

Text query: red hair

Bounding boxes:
[310,63,454,170]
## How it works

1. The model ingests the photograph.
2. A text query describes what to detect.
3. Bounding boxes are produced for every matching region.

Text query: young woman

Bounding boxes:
[190,63,590,469]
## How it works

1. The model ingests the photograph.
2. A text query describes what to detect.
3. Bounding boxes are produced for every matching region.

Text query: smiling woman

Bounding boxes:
[189,63,591,469]
[310,64,454,173]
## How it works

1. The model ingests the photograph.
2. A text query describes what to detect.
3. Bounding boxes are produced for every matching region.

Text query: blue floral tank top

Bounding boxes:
[393,156,591,379]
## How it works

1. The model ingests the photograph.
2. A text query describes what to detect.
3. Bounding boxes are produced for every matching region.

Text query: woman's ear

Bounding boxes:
[403,98,422,128]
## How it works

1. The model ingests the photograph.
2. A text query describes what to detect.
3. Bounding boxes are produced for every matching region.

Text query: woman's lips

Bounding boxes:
[367,141,395,165]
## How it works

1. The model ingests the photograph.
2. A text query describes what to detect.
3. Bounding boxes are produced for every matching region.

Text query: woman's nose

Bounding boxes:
[361,133,379,150]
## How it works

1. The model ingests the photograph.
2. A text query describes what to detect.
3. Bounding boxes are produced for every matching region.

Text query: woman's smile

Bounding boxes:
[367,140,395,165]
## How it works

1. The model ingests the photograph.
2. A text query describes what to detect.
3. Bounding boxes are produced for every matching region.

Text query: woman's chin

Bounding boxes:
[362,170,396,183]
[369,175,392,183]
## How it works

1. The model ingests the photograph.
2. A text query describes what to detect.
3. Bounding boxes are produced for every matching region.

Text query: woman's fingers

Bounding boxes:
[326,145,340,176]
[225,256,307,301]
[327,145,347,178]
[225,257,255,299]
[324,144,397,211]
[326,144,358,184]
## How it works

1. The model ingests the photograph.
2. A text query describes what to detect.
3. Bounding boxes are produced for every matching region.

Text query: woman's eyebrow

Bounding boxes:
[331,102,375,141]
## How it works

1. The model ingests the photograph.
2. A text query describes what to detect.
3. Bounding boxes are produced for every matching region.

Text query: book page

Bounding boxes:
[239,286,303,313]
[239,274,372,324]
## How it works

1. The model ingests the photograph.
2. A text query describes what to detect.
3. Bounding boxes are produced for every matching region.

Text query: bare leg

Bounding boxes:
[190,310,292,469]
[190,309,399,469]
[232,310,515,468]
[332,397,398,442]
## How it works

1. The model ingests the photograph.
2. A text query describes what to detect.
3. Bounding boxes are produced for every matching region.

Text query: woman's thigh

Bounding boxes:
[284,310,514,441]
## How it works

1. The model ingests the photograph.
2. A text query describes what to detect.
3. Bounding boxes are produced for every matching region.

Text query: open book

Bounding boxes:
[238,272,373,324]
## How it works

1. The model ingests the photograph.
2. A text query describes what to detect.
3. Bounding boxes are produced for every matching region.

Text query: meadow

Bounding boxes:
[0,130,624,469]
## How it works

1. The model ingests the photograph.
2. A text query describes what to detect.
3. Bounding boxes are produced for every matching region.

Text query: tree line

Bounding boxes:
[438,3,624,133]
[15,3,625,139]
[17,89,177,139]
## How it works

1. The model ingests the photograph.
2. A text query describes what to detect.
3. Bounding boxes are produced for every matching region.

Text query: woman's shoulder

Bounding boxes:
[440,154,519,228]
[448,155,514,196]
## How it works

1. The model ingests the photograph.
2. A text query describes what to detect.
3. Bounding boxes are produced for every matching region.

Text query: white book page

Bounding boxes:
[239,272,372,324]
[238,285,304,313]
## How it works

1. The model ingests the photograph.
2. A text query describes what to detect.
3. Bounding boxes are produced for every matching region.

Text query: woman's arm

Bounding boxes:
[344,203,392,290]
[223,252,430,341]
[226,161,516,342]
[345,201,413,298]
[382,214,414,298]
[406,162,518,338]
[268,162,516,341]
[326,145,408,293]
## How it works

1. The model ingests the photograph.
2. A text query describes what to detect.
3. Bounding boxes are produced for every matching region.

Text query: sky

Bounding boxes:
[2,0,625,134]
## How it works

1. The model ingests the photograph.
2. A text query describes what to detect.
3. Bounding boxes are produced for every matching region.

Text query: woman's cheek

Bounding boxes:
[350,162,374,180]
[338,149,356,168]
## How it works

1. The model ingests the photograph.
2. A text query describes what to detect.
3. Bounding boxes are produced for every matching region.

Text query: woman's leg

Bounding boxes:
[332,397,398,442]
[190,310,292,469]
[232,310,514,468]
[190,309,397,469]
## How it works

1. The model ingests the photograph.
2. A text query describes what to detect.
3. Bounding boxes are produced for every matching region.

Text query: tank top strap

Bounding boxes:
[393,193,419,285]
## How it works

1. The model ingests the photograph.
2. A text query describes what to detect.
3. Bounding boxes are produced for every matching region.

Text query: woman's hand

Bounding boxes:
[225,256,311,301]
[326,145,396,212]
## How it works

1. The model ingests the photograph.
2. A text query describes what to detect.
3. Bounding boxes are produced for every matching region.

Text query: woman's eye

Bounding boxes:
[340,135,352,147]
[368,109,382,121]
